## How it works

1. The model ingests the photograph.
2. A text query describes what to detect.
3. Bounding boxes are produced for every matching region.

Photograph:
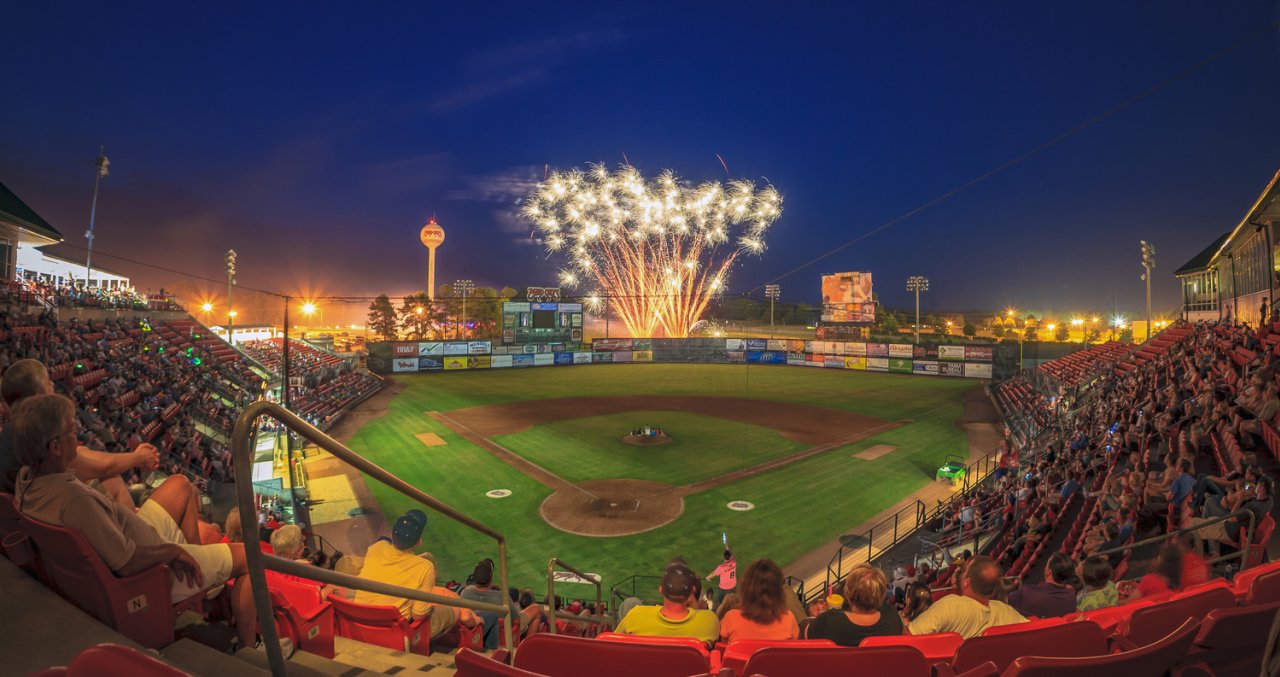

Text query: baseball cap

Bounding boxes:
[661,565,696,600]
[392,509,428,549]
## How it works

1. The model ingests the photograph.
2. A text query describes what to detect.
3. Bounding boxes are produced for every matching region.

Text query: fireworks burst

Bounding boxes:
[522,164,782,337]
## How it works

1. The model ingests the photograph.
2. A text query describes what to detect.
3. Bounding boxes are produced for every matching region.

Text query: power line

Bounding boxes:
[749,20,1280,294]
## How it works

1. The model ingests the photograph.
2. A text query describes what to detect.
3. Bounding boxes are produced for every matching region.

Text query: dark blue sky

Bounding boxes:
[3,2,1279,324]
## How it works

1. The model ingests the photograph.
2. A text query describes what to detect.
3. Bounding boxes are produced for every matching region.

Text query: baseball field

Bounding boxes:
[338,363,984,595]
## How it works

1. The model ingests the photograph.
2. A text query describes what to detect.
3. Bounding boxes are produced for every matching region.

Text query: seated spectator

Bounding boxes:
[805,563,901,646]
[1089,522,1125,567]
[902,581,933,622]
[1076,557,1118,612]
[1130,542,1183,600]
[715,593,741,620]
[906,556,1026,638]
[615,563,719,644]
[460,559,513,650]
[718,559,799,642]
[1178,532,1210,589]
[1007,552,1077,619]
[11,393,256,648]
[354,509,478,639]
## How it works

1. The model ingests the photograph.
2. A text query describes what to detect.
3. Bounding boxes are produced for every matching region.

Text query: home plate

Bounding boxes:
[416,432,446,447]
[854,444,897,460]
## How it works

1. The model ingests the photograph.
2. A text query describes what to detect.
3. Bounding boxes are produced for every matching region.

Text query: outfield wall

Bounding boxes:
[367,337,1017,380]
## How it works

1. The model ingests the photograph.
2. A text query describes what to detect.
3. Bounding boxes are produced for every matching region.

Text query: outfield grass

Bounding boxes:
[341,365,977,593]
[493,410,808,485]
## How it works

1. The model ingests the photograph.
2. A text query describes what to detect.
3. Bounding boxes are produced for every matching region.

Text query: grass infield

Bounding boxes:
[341,364,974,592]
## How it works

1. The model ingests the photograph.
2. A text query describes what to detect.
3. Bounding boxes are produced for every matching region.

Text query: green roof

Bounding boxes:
[0,182,62,242]
[1174,232,1230,276]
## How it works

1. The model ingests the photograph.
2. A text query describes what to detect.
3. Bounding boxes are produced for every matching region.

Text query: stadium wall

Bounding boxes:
[367,337,1017,380]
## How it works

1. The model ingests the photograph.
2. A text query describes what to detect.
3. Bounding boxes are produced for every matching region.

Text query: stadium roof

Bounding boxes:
[0,182,63,243]
[1186,168,1280,276]
[1173,232,1231,276]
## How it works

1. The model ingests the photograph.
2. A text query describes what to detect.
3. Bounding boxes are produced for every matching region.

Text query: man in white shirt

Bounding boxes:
[907,555,1027,638]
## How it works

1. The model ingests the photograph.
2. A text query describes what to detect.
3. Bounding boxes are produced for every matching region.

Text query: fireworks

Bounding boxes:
[522,164,782,337]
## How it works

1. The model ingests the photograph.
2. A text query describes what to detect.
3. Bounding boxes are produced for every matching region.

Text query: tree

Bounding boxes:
[882,313,900,334]
[1084,327,1101,344]
[368,294,399,340]
[1119,326,1134,343]
[992,326,1005,338]
[1054,323,1070,342]
[399,292,444,339]
[963,323,977,338]
[1024,326,1038,342]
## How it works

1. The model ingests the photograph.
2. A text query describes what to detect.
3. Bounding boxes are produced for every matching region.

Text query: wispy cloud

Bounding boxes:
[448,165,541,204]
[426,70,548,113]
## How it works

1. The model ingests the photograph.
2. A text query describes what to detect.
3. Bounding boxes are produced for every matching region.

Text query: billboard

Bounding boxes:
[939,362,965,377]
[866,357,890,372]
[592,352,613,363]
[613,351,633,363]
[965,363,993,379]
[821,272,875,323]
[889,358,913,373]
[468,341,492,355]
[824,356,845,368]
[866,343,889,357]
[594,339,633,352]
[392,343,418,357]
[418,342,443,356]
[467,356,491,369]
[553,352,575,365]
[418,357,444,371]
[844,356,866,370]
[939,345,966,361]
[787,352,807,366]
[512,354,535,367]
[633,350,653,363]
[844,342,867,356]
[964,346,993,362]
[444,342,469,356]
[491,355,513,369]
[573,351,592,364]
[392,357,419,372]
[767,339,787,352]
[533,353,554,366]
[889,344,913,358]
[913,360,939,375]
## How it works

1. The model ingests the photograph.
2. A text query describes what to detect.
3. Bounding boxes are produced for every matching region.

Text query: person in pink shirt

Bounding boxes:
[707,550,737,609]
[718,559,799,642]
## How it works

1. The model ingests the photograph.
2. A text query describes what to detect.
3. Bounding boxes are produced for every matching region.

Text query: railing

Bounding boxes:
[1092,507,1257,578]
[545,557,609,634]
[231,401,515,676]
[609,574,663,618]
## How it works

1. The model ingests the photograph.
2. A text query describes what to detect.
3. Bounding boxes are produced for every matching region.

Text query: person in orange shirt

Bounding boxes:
[718,559,799,642]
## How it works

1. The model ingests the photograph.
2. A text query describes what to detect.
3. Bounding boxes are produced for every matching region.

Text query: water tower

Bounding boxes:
[419,218,446,300]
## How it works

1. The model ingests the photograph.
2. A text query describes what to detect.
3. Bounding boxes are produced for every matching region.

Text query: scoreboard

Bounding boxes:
[503,288,583,344]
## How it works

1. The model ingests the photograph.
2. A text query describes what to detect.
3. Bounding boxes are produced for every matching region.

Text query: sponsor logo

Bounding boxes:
[526,287,561,302]
[392,358,419,372]
[392,343,417,356]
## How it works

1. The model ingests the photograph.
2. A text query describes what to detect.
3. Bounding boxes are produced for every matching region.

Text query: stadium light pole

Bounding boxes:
[84,147,109,289]
[1141,240,1156,342]
[455,279,474,340]
[906,276,929,344]
[225,250,237,342]
[765,284,781,338]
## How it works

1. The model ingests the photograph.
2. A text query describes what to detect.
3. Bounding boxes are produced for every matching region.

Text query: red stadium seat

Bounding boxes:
[1116,585,1236,648]
[1073,599,1156,635]
[741,645,930,677]
[455,648,547,676]
[1183,601,1280,677]
[722,638,836,675]
[513,633,709,677]
[0,492,41,576]
[1004,619,1199,677]
[859,632,964,663]
[66,643,190,676]
[949,620,1108,674]
[1245,568,1280,605]
[269,584,334,659]
[597,632,718,672]
[979,616,1068,636]
[1230,561,1280,602]
[328,594,430,655]
[18,513,202,649]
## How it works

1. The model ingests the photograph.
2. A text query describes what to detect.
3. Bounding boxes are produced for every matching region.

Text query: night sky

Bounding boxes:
[3,2,1279,325]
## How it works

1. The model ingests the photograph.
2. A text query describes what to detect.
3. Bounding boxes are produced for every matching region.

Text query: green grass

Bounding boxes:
[493,411,807,484]
[339,364,977,593]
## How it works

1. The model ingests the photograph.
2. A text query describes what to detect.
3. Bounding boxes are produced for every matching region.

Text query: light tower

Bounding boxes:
[455,279,474,339]
[224,250,237,339]
[765,284,781,338]
[84,147,110,288]
[906,275,929,344]
[420,219,446,300]
[1140,240,1156,342]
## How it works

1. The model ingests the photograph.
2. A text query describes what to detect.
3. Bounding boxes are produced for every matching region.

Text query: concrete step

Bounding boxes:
[332,636,458,675]
[161,638,269,676]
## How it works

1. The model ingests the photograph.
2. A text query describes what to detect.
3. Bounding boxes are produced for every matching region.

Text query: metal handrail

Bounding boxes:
[1091,507,1257,575]
[232,401,514,675]
[545,557,608,634]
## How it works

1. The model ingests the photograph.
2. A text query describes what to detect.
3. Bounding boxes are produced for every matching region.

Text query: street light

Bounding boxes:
[454,279,474,340]
[765,284,781,338]
[906,276,929,344]
[201,302,213,313]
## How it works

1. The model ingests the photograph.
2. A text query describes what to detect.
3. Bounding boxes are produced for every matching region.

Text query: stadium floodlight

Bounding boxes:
[84,146,110,289]
[225,249,237,337]
[906,276,929,344]
[1140,240,1156,342]
[765,284,781,338]
[455,279,475,339]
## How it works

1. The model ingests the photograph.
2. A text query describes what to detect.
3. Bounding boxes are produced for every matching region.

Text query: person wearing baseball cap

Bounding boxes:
[614,561,719,644]
[355,509,478,639]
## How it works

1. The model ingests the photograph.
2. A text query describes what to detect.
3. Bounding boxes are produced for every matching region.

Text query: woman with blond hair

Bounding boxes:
[717,559,799,642]
[805,564,902,646]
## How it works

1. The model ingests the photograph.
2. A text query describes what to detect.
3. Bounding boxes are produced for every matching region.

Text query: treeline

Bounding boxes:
[366,284,517,341]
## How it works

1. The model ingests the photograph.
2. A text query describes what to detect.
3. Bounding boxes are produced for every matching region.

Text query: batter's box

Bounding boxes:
[587,497,640,515]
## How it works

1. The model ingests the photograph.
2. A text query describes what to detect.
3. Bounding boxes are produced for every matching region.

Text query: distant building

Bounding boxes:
[0,182,63,282]
[1175,169,1280,326]
[16,246,132,289]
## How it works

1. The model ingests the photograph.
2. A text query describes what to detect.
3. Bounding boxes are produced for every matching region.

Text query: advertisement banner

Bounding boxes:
[559,303,582,312]
[418,342,443,356]
[444,342,469,356]
[821,272,875,323]
[633,350,653,363]
[866,343,889,357]
[939,362,965,377]
[490,355,513,369]
[889,358,913,373]
[726,351,746,363]
[468,356,492,369]
[468,341,492,355]
[594,339,633,352]
[504,302,531,312]
[612,351,633,363]
[831,342,847,356]
[965,363,994,379]
[844,342,867,356]
[844,356,867,370]
[443,356,468,371]
[804,340,817,353]
[766,339,787,352]
[418,357,444,372]
[866,357,890,372]
[913,360,939,375]
[748,351,786,364]
[939,345,966,361]
[553,352,575,365]
[392,357,419,372]
[633,339,653,351]
[392,343,418,357]
[805,356,824,367]
[533,353,554,366]
[786,339,806,353]
[592,352,613,363]
[573,351,592,364]
[964,346,993,362]
[889,344,913,358]
[745,338,768,351]
[787,352,807,366]
[824,355,845,368]
[512,354,535,367]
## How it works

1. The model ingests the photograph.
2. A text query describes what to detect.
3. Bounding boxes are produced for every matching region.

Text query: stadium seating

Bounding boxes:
[328,594,431,655]
[597,632,719,672]
[1233,561,1280,603]
[740,644,930,677]
[32,643,192,677]
[456,648,547,676]
[1182,600,1280,676]
[945,620,1108,675]
[1003,619,1199,676]
[512,633,710,677]
[859,632,964,664]
[1113,584,1236,649]
[268,579,334,659]
[721,638,837,675]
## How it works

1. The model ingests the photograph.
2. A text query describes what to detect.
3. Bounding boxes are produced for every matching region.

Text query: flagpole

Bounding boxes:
[84,146,109,288]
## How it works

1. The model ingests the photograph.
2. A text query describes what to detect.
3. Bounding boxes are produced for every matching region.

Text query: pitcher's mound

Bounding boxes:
[416,432,446,447]
[854,444,898,460]
[621,434,673,447]
[540,479,684,537]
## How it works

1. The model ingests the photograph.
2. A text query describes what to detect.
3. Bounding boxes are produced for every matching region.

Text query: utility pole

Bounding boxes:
[455,279,474,340]
[225,250,237,341]
[1141,241,1156,342]
[765,284,781,338]
[84,147,110,288]
[906,276,929,344]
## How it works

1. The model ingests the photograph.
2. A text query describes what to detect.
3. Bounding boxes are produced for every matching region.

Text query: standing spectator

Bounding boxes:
[706,550,737,610]
[718,559,799,642]
[615,563,719,644]
[805,564,902,646]
[1007,553,1077,619]
[906,556,1026,638]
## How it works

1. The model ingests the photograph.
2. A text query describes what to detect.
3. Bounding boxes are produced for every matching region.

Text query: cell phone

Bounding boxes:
[1245,484,1255,491]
